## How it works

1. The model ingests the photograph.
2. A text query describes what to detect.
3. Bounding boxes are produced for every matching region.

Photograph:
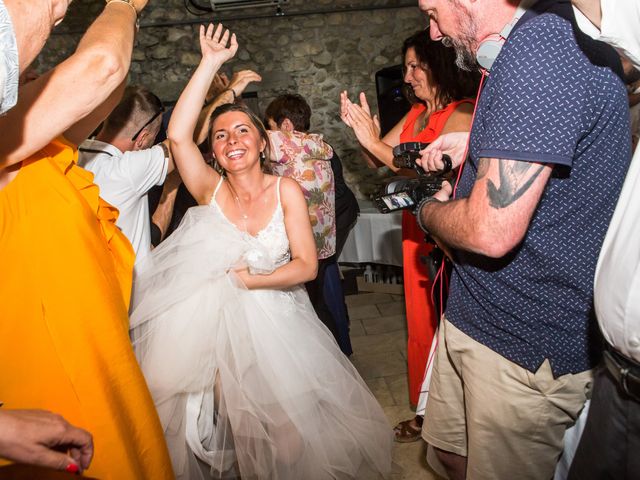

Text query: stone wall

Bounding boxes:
[39,0,425,198]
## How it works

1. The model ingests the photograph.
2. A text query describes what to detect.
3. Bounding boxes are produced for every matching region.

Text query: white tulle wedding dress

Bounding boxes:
[130,177,393,480]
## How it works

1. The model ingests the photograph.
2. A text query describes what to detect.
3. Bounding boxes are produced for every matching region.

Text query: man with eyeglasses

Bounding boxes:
[79,85,175,263]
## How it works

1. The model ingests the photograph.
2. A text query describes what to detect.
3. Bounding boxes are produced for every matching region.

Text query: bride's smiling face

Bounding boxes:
[211,111,267,173]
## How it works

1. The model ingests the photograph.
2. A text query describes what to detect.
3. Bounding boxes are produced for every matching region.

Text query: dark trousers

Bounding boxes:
[568,364,640,479]
[334,193,358,260]
[307,192,358,355]
[323,261,353,356]
[305,257,339,342]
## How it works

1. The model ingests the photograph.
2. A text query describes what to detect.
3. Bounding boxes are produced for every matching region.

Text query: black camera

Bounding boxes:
[373,142,452,214]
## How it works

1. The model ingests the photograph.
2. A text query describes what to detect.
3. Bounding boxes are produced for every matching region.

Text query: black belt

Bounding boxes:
[604,346,640,402]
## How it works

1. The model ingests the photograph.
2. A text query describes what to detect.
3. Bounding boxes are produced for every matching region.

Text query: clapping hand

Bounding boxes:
[199,23,238,66]
[340,91,381,150]
[339,91,354,128]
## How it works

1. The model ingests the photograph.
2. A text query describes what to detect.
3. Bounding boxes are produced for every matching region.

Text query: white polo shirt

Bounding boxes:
[78,139,168,263]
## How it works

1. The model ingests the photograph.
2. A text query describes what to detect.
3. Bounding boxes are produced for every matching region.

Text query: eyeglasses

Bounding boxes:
[131,107,165,141]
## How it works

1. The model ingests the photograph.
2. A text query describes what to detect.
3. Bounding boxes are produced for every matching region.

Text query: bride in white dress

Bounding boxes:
[130,24,393,480]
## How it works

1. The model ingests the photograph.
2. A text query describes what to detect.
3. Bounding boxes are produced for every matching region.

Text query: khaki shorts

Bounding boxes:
[422,318,592,480]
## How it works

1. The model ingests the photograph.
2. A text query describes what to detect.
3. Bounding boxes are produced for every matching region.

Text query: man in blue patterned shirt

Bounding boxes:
[415,0,631,478]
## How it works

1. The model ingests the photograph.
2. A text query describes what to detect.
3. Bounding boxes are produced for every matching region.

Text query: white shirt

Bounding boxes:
[78,139,168,263]
[589,0,640,361]
[599,0,640,69]
[572,7,601,39]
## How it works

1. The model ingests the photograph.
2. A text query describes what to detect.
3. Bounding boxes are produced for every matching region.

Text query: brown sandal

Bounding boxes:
[393,416,423,443]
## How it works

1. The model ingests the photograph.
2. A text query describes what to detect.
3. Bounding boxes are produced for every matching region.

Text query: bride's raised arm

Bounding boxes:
[168,24,237,205]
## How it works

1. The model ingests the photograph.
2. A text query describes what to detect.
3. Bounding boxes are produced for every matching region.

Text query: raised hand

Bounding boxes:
[169,23,237,205]
[228,70,263,97]
[341,91,381,148]
[358,92,372,116]
[199,23,238,66]
[343,94,381,150]
[340,91,354,128]
[358,92,381,139]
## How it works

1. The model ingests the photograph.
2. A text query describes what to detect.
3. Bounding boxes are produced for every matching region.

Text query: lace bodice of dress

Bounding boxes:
[251,205,291,268]
[210,177,291,269]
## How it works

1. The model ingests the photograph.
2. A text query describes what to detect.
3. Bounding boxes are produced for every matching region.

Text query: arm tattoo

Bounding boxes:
[484,159,545,209]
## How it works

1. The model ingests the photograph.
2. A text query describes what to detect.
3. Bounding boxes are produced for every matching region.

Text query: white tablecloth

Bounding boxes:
[338,200,403,267]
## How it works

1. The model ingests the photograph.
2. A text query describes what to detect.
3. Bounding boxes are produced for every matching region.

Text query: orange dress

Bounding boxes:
[399,100,472,405]
[0,138,173,479]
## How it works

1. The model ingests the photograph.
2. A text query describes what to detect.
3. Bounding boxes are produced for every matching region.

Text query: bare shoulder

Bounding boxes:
[455,101,475,113]
[275,176,305,206]
[442,102,474,133]
[275,177,302,195]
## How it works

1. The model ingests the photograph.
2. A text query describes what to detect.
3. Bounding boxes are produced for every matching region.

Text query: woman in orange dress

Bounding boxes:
[0,1,173,478]
[341,30,478,441]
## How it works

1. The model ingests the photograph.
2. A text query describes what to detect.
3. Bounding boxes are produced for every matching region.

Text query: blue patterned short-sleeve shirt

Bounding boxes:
[0,0,18,115]
[446,13,632,376]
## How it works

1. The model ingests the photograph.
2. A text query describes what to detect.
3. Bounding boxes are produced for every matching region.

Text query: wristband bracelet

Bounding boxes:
[415,196,441,236]
[106,0,139,27]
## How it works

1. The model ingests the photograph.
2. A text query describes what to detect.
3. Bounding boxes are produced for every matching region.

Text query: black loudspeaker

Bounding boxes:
[375,65,411,137]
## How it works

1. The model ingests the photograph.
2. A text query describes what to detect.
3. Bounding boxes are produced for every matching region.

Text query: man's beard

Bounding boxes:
[442,36,477,71]
[441,6,479,71]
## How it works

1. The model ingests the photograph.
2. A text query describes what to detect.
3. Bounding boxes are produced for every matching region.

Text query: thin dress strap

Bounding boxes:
[211,176,225,202]
[276,176,282,208]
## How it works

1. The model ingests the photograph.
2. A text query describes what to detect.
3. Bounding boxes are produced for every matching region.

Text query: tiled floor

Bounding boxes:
[346,291,444,480]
